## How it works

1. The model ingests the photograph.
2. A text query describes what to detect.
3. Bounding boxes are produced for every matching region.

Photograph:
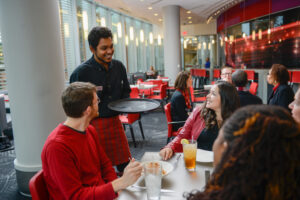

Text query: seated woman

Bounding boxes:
[146,66,157,79]
[186,105,300,200]
[170,71,193,131]
[160,81,240,160]
[267,64,294,110]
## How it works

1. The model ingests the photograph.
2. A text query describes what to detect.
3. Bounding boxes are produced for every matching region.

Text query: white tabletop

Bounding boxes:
[130,84,157,89]
[117,152,213,200]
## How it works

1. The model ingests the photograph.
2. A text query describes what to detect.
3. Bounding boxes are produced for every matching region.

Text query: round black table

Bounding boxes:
[108,98,160,113]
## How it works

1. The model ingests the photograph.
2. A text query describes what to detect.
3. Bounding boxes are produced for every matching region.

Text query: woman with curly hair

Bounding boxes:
[170,71,193,131]
[267,64,294,110]
[160,81,240,160]
[186,105,300,200]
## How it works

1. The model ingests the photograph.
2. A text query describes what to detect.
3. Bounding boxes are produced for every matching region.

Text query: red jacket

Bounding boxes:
[41,124,118,200]
[166,106,206,152]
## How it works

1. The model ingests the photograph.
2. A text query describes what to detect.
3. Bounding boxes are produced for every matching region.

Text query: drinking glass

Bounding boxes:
[182,140,197,171]
[144,162,162,200]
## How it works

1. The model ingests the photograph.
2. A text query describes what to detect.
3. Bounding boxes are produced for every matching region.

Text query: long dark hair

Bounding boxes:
[201,81,240,129]
[186,105,300,200]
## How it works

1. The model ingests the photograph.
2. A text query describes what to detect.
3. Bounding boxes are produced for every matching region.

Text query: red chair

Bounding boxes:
[244,70,257,82]
[249,82,258,95]
[213,69,221,79]
[120,113,144,148]
[29,170,49,200]
[189,87,207,104]
[291,71,300,83]
[148,84,167,111]
[130,87,140,98]
[164,103,184,143]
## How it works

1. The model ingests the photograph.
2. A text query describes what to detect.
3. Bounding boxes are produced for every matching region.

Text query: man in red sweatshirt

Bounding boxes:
[41,82,142,199]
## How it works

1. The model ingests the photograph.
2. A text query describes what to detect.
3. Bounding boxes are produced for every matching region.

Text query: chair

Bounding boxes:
[249,82,258,95]
[164,103,184,143]
[189,87,207,105]
[148,84,167,112]
[29,170,49,200]
[120,113,145,148]
[130,87,140,98]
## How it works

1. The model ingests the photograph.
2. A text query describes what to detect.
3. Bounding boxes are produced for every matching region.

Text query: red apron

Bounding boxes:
[91,116,131,166]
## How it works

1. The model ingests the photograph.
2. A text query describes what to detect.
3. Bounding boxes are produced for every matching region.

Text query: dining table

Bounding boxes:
[117,151,214,200]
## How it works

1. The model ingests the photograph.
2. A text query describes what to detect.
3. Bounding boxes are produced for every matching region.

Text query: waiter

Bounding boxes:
[70,26,131,173]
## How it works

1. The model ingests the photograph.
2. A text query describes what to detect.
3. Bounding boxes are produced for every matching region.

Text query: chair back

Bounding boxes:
[29,170,49,200]
[249,82,258,95]
[213,69,220,79]
[159,84,167,99]
[130,87,140,98]
[291,71,300,83]
[120,113,140,124]
[164,103,173,138]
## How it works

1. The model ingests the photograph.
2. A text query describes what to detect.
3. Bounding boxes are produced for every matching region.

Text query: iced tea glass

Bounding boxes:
[182,140,197,171]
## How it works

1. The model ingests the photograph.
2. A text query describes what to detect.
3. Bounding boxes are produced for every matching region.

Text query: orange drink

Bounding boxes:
[182,140,197,171]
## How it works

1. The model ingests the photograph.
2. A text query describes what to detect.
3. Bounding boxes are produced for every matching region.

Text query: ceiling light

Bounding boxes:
[188,21,192,24]
[188,17,192,19]
[158,19,162,22]
[100,17,106,27]
[154,13,158,16]
[125,35,129,46]
[149,32,153,44]
[129,27,134,40]
[117,22,122,38]
[140,30,144,43]
[186,11,191,14]
[158,35,162,45]
[212,39,215,44]
[148,6,152,10]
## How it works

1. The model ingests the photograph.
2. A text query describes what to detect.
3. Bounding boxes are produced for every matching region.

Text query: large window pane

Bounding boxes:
[111,12,126,65]
[0,32,7,90]
[76,0,93,62]
[58,0,78,79]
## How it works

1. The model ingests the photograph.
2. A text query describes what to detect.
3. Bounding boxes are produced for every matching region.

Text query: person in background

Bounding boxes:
[42,82,142,199]
[160,81,239,160]
[205,57,210,69]
[267,64,294,111]
[232,70,262,107]
[170,71,193,131]
[185,105,300,200]
[289,87,300,123]
[70,27,131,173]
[146,65,157,79]
[220,65,233,84]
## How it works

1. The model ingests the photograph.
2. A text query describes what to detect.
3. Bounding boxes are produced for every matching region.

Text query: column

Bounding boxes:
[0,0,65,195]
[162,5,181,84]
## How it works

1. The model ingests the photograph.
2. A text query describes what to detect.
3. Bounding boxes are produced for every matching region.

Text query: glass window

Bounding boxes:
[58,0,78,79]
[111,11,126,66]
[0,32,7,90]
[76,0,93,62]
[95,6,108,27]
[124,17,137,73]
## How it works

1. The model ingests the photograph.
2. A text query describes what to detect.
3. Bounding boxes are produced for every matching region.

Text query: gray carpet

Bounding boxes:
[0,110,168,200]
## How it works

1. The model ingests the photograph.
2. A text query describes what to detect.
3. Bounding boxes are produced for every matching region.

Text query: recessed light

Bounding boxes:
[158,18,162,22]
[187,11,191,14]
[188,17,192,19]
[148,6,152,10]
[154,13,158,16]
[188,21,192,24]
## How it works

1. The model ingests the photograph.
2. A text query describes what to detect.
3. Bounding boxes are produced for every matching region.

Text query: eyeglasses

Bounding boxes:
[97,98,100,104]
[221,73,232,76]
